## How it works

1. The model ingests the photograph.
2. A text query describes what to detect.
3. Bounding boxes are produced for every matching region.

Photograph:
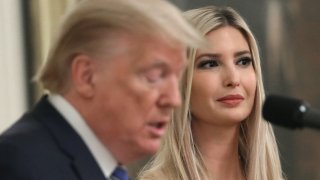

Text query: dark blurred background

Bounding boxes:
[1,0,319,179]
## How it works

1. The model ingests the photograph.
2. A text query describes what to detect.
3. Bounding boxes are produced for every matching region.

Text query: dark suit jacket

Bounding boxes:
[0,96,106,180]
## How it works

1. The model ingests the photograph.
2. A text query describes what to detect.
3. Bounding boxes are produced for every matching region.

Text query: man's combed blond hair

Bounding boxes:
[36,0,204,93]
[140,6,284,180]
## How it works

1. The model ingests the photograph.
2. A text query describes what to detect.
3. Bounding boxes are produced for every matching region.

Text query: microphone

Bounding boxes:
[263,95,320,130]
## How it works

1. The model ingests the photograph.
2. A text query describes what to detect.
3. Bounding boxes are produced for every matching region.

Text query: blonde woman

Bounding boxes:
[139,6,284,180]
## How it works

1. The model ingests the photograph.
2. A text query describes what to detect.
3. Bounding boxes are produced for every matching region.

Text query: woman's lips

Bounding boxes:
[217,94,244,106]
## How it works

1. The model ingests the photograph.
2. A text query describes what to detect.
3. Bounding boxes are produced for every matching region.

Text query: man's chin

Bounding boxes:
[140,140,161,155]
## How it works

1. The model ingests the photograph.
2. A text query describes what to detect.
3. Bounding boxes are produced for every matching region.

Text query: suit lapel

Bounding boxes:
[32,96,106,180]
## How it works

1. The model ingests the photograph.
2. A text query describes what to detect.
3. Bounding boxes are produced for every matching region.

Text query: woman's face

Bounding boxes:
[190,26,256,126]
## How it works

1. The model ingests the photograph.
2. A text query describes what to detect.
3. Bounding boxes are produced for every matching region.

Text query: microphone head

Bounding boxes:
[263,95,307,128]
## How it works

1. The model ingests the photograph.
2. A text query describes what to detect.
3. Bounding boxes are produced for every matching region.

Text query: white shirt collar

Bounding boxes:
[48,94,118,178]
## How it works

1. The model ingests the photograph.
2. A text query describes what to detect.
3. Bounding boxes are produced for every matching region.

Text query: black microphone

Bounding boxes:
[263,95,320,130]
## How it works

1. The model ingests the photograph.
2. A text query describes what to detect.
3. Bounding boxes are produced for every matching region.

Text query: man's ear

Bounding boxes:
[70,54,96,98]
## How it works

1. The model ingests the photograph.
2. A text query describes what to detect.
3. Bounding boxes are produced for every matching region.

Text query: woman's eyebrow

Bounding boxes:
[235,50,251,57]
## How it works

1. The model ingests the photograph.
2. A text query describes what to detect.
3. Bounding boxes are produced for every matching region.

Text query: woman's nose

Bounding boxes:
[223,66,240,88]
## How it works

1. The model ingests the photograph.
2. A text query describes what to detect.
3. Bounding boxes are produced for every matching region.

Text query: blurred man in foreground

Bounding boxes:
[0,0,203,179]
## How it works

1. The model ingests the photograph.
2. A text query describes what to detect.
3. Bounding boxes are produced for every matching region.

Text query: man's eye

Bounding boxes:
[197,60,219,69]
[237,57,252,67]
[145,69,163,83]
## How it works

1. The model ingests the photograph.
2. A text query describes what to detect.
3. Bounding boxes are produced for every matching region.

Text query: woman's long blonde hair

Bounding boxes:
[140,6,284,180]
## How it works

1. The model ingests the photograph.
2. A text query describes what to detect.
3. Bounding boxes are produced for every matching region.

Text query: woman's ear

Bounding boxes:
[70,54,96,98]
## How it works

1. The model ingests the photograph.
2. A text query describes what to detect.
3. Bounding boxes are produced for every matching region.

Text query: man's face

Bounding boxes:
[88,34,186,164]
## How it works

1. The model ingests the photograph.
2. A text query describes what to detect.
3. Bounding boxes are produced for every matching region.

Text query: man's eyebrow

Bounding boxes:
[149,60,169,69]
[139,60,168,72]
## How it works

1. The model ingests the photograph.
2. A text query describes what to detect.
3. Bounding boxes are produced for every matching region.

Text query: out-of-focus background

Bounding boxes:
[1,0,319,179]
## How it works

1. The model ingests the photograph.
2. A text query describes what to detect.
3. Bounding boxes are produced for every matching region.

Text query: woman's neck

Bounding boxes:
[192,120,245,180]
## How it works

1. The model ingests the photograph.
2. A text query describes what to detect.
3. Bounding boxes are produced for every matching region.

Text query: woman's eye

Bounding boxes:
[197,59,219,69]
[237,57,252,67]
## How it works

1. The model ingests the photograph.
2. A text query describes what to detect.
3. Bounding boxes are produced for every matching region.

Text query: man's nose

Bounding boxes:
[159,76,182,108]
